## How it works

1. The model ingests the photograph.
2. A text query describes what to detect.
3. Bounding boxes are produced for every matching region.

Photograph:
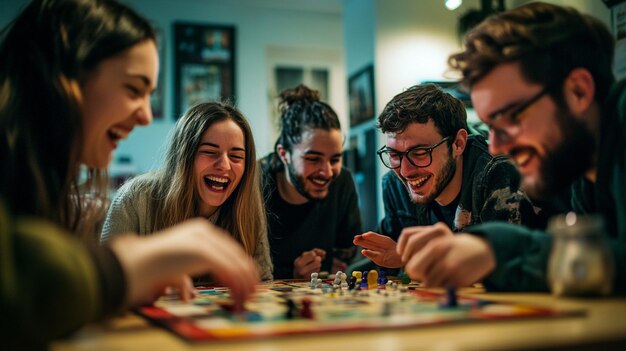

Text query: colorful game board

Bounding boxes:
[136,280,583,342]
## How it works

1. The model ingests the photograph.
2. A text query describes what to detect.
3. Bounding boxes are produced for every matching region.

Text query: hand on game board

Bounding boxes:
[396,222,454,264]
[353,232,403,268]
[158,275,195,303]
[401,232,496,287]
[293,248,326,278]
[109,218,259,308]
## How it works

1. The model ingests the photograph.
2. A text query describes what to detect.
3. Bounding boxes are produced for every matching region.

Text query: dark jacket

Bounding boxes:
[380,135,547,241]
[468,80,626,292]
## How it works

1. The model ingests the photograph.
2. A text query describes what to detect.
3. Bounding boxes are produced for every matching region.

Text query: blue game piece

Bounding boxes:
[440,287,458,308]
[245,311,263,322]
[360,270,369,289]
[378,270,388,284]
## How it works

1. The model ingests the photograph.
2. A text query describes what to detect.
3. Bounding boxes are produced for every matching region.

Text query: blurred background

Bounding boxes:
[0,0,615,231]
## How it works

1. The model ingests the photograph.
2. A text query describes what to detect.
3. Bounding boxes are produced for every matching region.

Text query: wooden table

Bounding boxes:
[51,288,626,351]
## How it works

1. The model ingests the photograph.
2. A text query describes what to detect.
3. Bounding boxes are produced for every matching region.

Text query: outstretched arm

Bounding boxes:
[110,218,259,308]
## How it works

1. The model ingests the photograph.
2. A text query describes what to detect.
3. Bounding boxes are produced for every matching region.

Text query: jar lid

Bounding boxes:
[547,212,605,237]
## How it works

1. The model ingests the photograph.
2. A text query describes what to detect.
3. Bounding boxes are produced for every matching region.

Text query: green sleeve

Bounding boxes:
[466,222,552,292]
[0,202,125,348]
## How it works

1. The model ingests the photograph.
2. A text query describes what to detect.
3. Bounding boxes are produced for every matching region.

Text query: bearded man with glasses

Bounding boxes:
[353,84,548,270]
[394,2,626,293]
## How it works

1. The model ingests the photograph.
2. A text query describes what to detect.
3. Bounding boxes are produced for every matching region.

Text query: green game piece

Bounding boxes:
[401,272,410,284]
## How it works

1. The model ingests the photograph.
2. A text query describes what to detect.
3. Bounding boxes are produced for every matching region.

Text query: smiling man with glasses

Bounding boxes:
[396,2,626,293]
[353,84,547,270]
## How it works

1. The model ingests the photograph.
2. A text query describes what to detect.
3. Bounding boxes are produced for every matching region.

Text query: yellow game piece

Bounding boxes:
[368,270,378,290]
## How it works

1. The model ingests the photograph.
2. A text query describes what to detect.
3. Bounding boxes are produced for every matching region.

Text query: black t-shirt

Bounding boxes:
[260,155,362,279]
[429,194,461,230]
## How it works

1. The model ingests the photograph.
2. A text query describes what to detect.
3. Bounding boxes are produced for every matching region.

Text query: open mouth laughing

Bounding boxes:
[204,175,230,191]
[309,177,331,188]
[510,147,536,171]
[407,174,430,190]
[107,126,129,144]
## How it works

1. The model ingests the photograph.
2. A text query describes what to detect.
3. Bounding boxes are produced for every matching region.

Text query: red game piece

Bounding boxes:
[300,298,314,319]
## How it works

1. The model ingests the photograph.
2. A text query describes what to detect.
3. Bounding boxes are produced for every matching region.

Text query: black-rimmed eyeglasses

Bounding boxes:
[377,136,451,169]
[487,88,549,144]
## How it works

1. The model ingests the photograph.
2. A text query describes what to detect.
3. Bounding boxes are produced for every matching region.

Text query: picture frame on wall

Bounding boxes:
[173,22,236,118]
[150,25,165,119]
[348,64,375,127]
[603,0,626,80]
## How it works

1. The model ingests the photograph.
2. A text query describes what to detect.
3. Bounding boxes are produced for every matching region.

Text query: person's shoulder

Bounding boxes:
[381,170,402,187]
[465,134,490,157]
[113,173,157,202]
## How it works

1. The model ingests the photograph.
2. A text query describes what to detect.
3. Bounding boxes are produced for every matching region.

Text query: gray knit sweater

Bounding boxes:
[100,178,273,281]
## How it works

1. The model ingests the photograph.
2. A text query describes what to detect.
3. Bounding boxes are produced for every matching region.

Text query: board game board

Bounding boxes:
[136,280,584,342]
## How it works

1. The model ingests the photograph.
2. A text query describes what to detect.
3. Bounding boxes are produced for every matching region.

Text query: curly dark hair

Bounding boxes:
[448,2,614,103]
[377,84,468,142]
[273,84,341,153]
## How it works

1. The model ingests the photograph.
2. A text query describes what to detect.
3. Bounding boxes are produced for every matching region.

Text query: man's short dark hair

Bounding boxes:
[377,83,468,140]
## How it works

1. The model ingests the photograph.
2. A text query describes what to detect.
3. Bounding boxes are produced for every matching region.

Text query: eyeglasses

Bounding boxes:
[487,88,549,144]
[377,136,451,169]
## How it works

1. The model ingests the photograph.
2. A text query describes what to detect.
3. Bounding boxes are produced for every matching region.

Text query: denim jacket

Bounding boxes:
[380,135,547,241]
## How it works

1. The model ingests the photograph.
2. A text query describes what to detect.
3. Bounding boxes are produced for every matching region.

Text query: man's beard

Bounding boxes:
[407,152,456,205]
[524,107,595,199]
[286,160,317,201]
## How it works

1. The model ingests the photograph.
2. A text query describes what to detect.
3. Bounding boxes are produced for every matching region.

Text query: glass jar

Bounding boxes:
[547,212,614,296]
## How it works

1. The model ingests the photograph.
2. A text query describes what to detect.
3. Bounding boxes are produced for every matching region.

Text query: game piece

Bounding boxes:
[138,280,584,342]
[285,298,297,319]
[442,287,458,308]
[340,272,348,290]
[300,298,314,319]
[378,271,388,287]
[367,270,378,290]
[245,311,263,322]
[333,271,343,286]
[401,272,411,284]
[360,271,369,289]
[318,271,329,279]
[310,272,322,289]
[348,276,357,290]
[352,271,362,282]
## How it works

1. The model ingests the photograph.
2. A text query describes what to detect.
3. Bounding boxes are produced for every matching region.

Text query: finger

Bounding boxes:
[403,253,425,282]
[423,260,450,288]
[295,251,317,266]
[361,249,384,265]
[400,228,445,263]
[357,236,390,251]
[312,248,326,258]
[179,276,195,303]
[304,256,323,271]
[397,226,426,256]
[413,238,452,287]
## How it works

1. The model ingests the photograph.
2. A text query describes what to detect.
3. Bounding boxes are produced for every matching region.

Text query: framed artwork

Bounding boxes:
[348,64,375,127]
[150,25,165,119]
[603,0,626,80]
[174,22,236,118]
